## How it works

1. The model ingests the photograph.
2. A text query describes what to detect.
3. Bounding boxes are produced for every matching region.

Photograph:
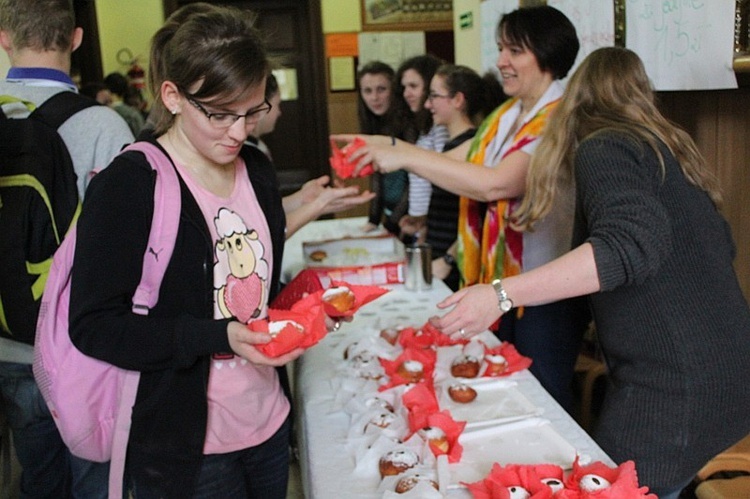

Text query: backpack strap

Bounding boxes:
[122,142,182,314]
[106,141,182,497]
[30,91,99,131]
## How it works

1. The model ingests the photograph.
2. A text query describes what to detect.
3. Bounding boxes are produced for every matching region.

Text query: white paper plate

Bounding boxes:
[437,379,542,428]
[449,418,578,485]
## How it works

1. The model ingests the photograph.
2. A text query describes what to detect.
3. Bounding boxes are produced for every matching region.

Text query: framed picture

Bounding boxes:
[361,0,453,32]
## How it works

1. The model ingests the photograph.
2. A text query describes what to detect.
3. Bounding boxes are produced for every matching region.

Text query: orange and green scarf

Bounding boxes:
[457,97,560,287]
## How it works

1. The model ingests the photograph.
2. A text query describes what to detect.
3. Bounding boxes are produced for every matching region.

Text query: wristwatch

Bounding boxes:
[491,279,514,313]
[442,253,456,267]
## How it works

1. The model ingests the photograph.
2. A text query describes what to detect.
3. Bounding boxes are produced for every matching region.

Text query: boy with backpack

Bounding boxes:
[0,0,133,496]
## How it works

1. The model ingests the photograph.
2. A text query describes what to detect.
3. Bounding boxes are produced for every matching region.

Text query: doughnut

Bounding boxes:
[485,353,508,376]
[418,426,449,453]
[396,360,424,383]
[309,250,327,262]
[395,473,439,493]
[450,354,480,378]
[379,327,400,345]
[322,286,356,313]
[364,411,396,433]
[378,449,419,477]
[447,382,477,403]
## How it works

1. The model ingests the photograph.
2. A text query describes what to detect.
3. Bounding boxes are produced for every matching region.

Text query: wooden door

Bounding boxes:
[164,0,329,197]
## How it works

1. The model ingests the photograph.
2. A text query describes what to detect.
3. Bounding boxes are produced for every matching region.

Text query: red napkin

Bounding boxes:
[398,322,467,350]
[413,410,466,463]
[401,382,439,430]
[329,137,375,179]
[465,463,564,499]
[379,347,437,391]
[559,458,656,498]
[248,306,327,358]
[295,280,388,318]
[270,269,324,310]
[481,341,533,377]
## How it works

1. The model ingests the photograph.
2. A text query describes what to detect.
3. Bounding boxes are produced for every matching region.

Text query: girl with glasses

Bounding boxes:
[69,5,305,497]
[423,64,503,291]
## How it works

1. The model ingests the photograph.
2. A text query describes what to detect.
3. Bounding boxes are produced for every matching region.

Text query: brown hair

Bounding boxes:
[514,47,721,231]
[148,4,268,135]
[0,0,75,52]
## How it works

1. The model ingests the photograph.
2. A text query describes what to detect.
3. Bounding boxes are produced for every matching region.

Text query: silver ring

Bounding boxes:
[333,321,341,331]
[459,328,466,337]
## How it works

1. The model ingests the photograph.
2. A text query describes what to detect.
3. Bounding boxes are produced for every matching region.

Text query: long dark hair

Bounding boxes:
[149,4,268,135]
[435,64,505,126]
[396,54,444,136]
[356,61,394,135]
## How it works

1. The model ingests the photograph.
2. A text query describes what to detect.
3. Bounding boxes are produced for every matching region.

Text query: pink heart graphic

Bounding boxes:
[224,273,263,323]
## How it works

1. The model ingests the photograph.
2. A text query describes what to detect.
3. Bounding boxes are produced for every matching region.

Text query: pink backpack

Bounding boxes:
[32,142,181,497]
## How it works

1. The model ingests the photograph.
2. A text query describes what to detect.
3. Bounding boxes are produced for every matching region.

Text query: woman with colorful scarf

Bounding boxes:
[333,6,586,412]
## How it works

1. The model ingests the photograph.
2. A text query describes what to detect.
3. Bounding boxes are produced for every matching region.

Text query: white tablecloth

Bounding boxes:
[283,218,614,499]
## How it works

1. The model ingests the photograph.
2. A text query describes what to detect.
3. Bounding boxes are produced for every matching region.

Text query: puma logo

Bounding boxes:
[148,247,163,261]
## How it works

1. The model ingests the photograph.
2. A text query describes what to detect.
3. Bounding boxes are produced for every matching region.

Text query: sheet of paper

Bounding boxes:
[329,56,356,91]
[626,0,737,90]
[549,0,615,76]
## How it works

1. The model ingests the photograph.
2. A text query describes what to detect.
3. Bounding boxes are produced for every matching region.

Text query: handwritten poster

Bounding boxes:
[549,0,615,75]
[626,0,737,90]
[479,0,518,79]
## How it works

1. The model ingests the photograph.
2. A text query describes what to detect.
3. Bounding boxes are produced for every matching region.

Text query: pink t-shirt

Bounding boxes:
[174,157,289,454]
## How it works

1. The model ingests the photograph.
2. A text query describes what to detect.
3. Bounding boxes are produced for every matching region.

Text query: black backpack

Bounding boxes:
[0,91,98,345]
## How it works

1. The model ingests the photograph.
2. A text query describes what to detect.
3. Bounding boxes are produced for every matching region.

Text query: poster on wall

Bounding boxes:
[625,0,737,90]
[357,31,426,71]
[361,0,453,31]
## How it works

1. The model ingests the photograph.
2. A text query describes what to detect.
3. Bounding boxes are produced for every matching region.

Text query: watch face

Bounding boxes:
[500,300,513,313]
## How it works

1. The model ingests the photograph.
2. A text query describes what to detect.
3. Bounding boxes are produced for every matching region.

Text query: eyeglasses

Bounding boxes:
[185,95,272,129]
[427,92,452,101]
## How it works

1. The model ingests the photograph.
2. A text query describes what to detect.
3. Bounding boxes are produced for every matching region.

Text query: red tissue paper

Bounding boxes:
[329,137,375,179]
[248,306,327,358]
[558,458,656,498]
[465,463,565,499]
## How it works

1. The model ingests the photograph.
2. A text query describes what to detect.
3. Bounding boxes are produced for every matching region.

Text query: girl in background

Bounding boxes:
[394,54,449,243]
[424,65,503,290]
[357,61,409,235]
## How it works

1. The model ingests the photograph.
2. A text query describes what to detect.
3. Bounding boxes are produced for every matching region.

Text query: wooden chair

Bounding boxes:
[693,433,750,498]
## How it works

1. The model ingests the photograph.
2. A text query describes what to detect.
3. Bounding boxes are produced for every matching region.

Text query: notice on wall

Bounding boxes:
[357,31,426,71]
[479,0,518,79]
[549,0,615,75]
[329,56,356,91]
[626,0,737,90]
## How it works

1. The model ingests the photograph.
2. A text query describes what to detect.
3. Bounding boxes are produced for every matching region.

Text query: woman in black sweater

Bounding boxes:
[431,47,750,499]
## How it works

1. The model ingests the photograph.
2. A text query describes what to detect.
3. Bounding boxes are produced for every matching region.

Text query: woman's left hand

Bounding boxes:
[429,284,503,341]
[227,321,304,366]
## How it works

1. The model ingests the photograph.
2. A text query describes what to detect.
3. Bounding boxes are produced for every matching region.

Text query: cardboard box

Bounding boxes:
[302,234,406,286]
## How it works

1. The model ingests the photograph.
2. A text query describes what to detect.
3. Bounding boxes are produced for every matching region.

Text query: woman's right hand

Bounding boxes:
[330,134,411,176]
[227,321,304,366]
